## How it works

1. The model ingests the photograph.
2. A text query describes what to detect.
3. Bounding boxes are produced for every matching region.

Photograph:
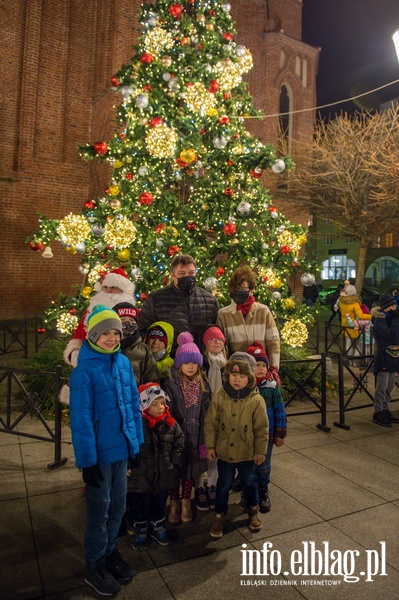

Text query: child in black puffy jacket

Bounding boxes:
[126,383,184,549]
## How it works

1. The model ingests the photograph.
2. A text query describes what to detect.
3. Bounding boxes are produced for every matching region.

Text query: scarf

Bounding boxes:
[142,405,175,428]
[236,294,256,317]
[256,373,277,389]
[207,351,227,394]
[181,377,201,408]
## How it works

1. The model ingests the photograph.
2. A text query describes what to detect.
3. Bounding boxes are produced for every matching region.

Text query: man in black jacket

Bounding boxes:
[138,254,220,356]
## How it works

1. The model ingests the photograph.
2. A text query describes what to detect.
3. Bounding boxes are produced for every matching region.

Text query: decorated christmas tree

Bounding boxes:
[28,0,315,347]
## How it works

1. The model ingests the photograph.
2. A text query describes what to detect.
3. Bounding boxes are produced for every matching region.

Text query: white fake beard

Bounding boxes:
[84,290,136,324]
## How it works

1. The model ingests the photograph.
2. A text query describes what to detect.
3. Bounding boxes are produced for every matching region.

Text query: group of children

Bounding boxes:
[69,302,287,596]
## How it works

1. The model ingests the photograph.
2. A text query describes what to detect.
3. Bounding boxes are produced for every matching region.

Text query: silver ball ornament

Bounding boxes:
[75,242,86,254]
[204,277,218,291]
[300,273,316,287]
[271,159,286,173]
[237,201,251,216]
[272,291,282,300]
[222,2,232,13]
[135,94,149,109]
[235,45,246,57]
[92,225,105,237]
[138,166,148,176]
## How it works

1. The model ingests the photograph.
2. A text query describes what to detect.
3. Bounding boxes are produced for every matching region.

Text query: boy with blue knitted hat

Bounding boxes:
[69,305,143,596]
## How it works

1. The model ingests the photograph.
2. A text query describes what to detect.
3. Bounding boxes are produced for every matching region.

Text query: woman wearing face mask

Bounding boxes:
[113,303,159,386]
[217,266,281,379]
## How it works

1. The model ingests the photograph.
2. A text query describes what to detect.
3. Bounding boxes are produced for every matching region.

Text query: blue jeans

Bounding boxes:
[215,459,258,515]
[127,489,169,523]
[85,460,127,567]
[255,441,273,490]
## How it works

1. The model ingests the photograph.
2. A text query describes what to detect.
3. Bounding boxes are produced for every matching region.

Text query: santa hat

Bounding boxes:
[246,341,269,366]
[202,325,225,347]
[87,304,122,344]
[174,331,203,369]
[94,268,135,295]
[146,324,168,347]
[113,302,138,320]
[138,382,169,411]
[224,352,256,388]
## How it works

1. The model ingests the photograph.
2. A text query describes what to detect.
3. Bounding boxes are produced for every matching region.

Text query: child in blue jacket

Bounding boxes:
[246,342,287,513]
[69,305,143,596]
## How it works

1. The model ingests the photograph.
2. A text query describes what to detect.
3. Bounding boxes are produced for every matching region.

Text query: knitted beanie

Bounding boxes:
[202,325,225,347]
[345,285,357,296]
[87,305,122,344]
[174,331,203,368]
[138,382,168,411]
[246,341,269,366]
[113,302,138,321]
[224,352,256,388]
[146,324,168,347]
[379,293,396,310]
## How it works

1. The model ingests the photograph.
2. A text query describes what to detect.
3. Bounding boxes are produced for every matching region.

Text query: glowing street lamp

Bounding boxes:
[392,29,399,63]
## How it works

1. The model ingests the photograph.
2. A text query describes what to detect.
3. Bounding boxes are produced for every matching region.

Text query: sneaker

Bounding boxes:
[84,557,121,596]
[383,409,399,423]
[150,518,171,546]
[132,521,148,551]
[105,547,136,583]
[195,487,209,511]
[239,492,248,512]
[210,513,225,538]
[372,411,392,427]
[206,485,216,510]
[259,488,271,513]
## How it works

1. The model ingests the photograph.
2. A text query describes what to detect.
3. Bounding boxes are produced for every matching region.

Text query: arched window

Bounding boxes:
[321,256,356,280]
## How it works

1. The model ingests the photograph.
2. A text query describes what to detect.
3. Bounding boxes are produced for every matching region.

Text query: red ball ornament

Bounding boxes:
[167,245,181,256]
[199,127,207,135]
[84,199,96,209]
[169,3,183,19]
[215,267,225,276]
[155,223,165,234]
[140,292,148,301]
[69,308,76,315]
[149,116,164,127]
[93,141,108,155]
[119,132,126,139]
[280,245,291,254]
[110,75,119,87]
[140,52,154,63]
[268,206,278,212]
[37,327,46,334]
[227,159,234,166]
[29,241,44,252]
[125,172,133,180]
[219,116,230,125]
[224,188,233,196]
[208,80,219,93]
[139,192,154,205]
[181,36,190,45]
[223,93,231,100]
[143,84,151,91]
[209,9,216,16]
[187,222,197,230]
[223,32,233,41]
[223,223,237,236]
[250,169,262,179]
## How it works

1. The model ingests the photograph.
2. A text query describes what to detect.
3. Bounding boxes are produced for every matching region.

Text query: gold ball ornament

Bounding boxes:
[160,55,172,67]
[272,278,283,289]
[117,248,131,261]
[196,14,206,23]
[230,238,239,245]
[109,198,122,210]
[108,185,120,197]
[81,286,93,299]
[201,203,209,210]
[113,160,123,169]
[66,246,77,255]
[282,297,296,311]
[179,148,197,163]
[206,23,214,31]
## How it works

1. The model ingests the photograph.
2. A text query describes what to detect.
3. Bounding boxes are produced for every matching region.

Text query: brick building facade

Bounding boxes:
[1,0,318,319]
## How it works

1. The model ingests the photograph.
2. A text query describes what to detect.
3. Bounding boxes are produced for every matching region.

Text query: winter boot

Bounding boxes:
[84,556,121,596]
[248,506,263,533]
[206,485,216,510]
[150,518,172,546]
[383,408,399,423]
[168,499,181,524]
[105,547,136,583]
[195,486,209,511]
[181,498,193,522]
[132,521,148,551]
[259,488,271,513]
[372,411,392,427]
[210,513,225,538]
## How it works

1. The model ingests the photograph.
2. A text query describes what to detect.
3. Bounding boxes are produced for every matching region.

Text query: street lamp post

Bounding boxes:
[392,29,399,63]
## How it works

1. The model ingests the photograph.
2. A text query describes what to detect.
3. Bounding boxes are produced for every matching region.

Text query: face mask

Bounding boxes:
[177,275,196,293]
[230,290,250,305]
[122,322,138,338]
[153,349,166,361]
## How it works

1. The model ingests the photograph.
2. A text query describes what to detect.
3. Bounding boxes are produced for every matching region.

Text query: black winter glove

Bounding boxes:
[82,464,104,489]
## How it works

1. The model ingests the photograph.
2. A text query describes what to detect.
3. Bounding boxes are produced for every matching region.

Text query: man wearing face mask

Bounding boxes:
[138,254,220,357]
[113,302,159,386]
[217,265,280,380]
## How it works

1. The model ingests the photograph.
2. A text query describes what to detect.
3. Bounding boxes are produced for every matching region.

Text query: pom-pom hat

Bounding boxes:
[379,293,396,310]
[246,341,269,366]
[345,285,357,296]
[202,325,225,346]
[223,351,256,388]
[138,382,169,411]
[87,304,122,344]
[174,331,203,368]
[94,267,135,295]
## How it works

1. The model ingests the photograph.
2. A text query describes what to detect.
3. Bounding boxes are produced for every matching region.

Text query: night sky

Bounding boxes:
[302,0,399,118]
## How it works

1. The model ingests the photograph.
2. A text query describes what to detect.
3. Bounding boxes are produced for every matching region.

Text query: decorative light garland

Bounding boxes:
[56,214,91,246]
